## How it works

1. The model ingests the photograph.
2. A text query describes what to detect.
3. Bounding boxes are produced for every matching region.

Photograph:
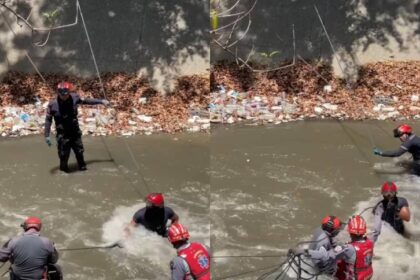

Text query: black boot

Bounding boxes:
[75,153,87,171]
[60,161,70,173]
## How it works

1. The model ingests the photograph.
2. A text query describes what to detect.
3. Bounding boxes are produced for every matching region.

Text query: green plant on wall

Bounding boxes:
[210,9,218,30]
[210,0,219,30]
[42,8,59,25]
[252,50,280,65]
[258,51,280,58]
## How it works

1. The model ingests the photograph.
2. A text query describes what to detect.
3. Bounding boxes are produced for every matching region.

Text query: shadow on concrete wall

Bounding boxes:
[211,0,420,79]
[0,0,209,92]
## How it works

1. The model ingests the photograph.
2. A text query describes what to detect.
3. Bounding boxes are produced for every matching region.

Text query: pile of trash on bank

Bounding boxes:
[209,60,420,124]
[0,72,210,137]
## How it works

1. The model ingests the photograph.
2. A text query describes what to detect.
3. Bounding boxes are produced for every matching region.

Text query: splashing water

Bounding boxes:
[102,202,210,278]
[357,175,420,280]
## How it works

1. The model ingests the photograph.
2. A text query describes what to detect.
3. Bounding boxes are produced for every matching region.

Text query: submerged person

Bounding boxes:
[44,81,110,172]
[374,124,420,174]
[289,215,345,276]
[335,215,374,280]
[0,217,62,280]
[372,182,410,241]
[125,192,179,237]
[168,223,210,280]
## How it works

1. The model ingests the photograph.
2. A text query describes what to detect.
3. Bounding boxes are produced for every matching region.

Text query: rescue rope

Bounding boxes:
[254,202,379,280]
[214,263,281,280]
[78,0,151,197]
[77,0,105,98]
[212,254,284,258]
[2,0,152,199]
[58,240,123,251]
[359,206,375,216]
[254,253,321,280]
[313,4,346,83]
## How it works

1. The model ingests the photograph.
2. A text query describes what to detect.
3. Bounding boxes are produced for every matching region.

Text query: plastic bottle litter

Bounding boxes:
[20,113,30,122]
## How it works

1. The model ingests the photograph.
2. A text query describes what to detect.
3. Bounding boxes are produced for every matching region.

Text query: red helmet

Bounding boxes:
[321,215,341,234]
[347,215,367,235]
[57,82,72,95]
[168,223,190,243]
[146,193,164,207]
[393,124,412,137]
[381,181,397,193]
[22,217,42,231]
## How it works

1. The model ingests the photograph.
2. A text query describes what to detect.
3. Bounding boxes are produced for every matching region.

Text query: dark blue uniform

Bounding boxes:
[380,134,420,174]
[372,197,409,241]
[44,93,103,171]
[133,206,176,237]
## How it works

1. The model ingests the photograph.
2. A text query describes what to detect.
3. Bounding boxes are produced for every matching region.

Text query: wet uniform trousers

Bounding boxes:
[0,229,59,280]
[44,93,104,170]
[380,134,420,174]
[372,196,409,241]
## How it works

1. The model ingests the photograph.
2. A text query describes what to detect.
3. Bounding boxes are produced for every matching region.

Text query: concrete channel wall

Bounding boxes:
[0,0,209,93]
[211,0,420,80]
[1,0,419,92]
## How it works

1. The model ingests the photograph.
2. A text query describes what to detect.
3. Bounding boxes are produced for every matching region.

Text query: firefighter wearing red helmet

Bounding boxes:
[372,182,410,241]
[168,223,210,280]
[0,217,62,280]
[373,124,420,174]
[288,215,346,277]
[335,215,374,280]
[125,193,179,237]
[44,82,110,173]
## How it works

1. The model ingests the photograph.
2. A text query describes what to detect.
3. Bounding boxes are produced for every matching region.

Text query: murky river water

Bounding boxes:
[211,121,420,280]
[0,121,419,280]
[0,133,209,279]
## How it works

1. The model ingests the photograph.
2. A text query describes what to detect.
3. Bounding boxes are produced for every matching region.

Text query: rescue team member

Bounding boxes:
[335,215,374,280]
[168,223,210,280]
[289,216,345,276]
[125,193,179,237]
[372,182,410,241]
[374,124,420,174]
[45,82,110,173]
[0,217,61,280]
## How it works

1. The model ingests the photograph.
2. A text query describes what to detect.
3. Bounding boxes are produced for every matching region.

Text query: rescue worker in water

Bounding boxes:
[335,215,374,280]
[168,223,210,280]
[125,193,179,237]
[44,81,110,172]
[289,216,345,276]
[374,124,420,174]
[372,182,410,241]
[0,217,62,280]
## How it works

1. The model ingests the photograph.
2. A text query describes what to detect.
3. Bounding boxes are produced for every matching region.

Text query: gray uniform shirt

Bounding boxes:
[307,228,346,275]
[0,229,58,279]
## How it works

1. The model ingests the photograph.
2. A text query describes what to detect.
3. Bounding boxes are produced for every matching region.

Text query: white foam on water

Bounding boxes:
[102,202,210,277]
[265,163,343,203]
[353,175,420,280]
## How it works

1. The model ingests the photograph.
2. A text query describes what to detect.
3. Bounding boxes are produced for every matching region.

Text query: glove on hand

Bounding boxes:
[45,137,52,147]
[373,148,382,156]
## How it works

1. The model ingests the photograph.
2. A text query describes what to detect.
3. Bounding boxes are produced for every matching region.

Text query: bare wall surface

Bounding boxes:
[211,0,420,80]
[0,0,210,92]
